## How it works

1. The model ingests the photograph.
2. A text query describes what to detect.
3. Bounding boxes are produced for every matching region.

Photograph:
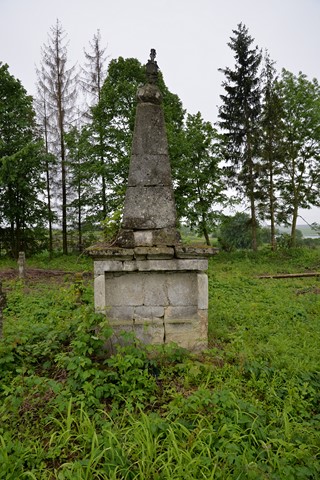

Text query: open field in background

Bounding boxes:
[0,248,319,479]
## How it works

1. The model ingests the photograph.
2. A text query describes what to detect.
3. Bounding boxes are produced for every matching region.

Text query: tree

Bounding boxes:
[276,70,320,246]
[218,212,260,251]
[65,125,94,252]
[258,53,284,250]
[0,63,47,257]
[37,20,77,254]
[218,23,262,251]
[34,87,56,255]
[175,112,225,245]
[81,29,108,109]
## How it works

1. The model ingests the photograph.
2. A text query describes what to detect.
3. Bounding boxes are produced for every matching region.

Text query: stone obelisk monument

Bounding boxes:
[88,50,215,351]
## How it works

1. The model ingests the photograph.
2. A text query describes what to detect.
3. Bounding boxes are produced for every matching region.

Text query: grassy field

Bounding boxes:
[0,248,319,479]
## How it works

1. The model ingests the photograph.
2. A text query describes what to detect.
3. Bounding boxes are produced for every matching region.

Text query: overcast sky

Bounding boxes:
[1,0,320,224]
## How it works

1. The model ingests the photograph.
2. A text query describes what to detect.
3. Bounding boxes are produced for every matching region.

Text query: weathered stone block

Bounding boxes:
[94,275,105,312]
[94,260,123,275]
[132,321,165,344]
[164,305,198,321]
[128,154,172,186]
[167,273,198,306]
[122,261,138,272]
[115,229,135,248]
[106,306,134,321]
[198,309,209,337]
[164,321,207,351]
[105,273,144,306]
[122,186,177,230]
[134,246,174,259]
[134,305,164,319]
[143,273,169,306]
[134,231,153,246]
[88,245,134,260]
[151,228,181,246]
[135,259,208,272]
[131,103,168,155]
[197,273,208,310]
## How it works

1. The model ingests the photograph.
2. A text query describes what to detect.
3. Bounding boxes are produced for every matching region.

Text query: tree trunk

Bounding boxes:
[43,108,53,257]
[57,78,68,255]
[203,224,211,246]
[77,179,82,253]
[100,128,107,219]
[251,205,258,251]
[290,205,299,247]
[101,169,107,219]
[247,135,258,252]
[268,155,277,251]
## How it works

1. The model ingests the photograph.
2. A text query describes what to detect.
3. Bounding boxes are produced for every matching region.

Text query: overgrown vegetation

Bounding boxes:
[0,248,319,478]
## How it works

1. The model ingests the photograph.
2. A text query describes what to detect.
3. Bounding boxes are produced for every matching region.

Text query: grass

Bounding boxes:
[0,247,319,479]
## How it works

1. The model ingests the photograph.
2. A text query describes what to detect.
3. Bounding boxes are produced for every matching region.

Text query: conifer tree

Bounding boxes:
[81,31,109,218]
[65,124,93,252]
[34,86,56,255]
[81,30,108,108]
[36,20,77,254]
[218,23,262,250]
[258,54,284,250]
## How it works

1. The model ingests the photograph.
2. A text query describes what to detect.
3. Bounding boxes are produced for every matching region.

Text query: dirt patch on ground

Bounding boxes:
[296,287,320,295]
[0,268,92,283]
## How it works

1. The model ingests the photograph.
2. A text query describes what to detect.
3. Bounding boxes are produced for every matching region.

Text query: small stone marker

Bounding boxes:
[0,281,6,338]
[87,50,217,351]
[18,251,26,279]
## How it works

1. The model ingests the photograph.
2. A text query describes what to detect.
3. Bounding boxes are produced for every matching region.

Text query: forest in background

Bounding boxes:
[0,21,320,257]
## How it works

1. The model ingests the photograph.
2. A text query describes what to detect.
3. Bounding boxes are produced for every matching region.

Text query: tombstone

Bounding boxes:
[18,251,26,279]
[87,50,216,351]
[0,281,6,338]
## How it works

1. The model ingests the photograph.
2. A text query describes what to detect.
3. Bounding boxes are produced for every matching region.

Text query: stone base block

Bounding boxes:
[94,258,209,351]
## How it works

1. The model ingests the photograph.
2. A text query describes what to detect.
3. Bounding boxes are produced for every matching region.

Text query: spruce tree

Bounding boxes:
[258,54,284,250]
[36,20,77,254]
[218,23,262,250]
[81,30,108,108]
[81,31,109,217]
[34,86,56,256]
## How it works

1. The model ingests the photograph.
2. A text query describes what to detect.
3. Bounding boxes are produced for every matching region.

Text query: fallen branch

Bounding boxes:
[257,272,320,279]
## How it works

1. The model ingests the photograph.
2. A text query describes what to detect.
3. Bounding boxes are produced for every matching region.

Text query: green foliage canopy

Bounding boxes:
[0,63,47,257]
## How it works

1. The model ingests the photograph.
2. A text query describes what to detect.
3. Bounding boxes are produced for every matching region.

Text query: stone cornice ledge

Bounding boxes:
[86,244,218,260]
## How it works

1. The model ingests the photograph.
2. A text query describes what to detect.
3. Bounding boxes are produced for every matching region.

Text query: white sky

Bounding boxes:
[1,0,320,225]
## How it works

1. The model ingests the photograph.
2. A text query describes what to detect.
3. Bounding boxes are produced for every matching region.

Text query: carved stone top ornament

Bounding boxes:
[146,48,159,84]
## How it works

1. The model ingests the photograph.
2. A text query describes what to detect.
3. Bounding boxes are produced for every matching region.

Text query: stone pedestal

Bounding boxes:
[88,246,215,351]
